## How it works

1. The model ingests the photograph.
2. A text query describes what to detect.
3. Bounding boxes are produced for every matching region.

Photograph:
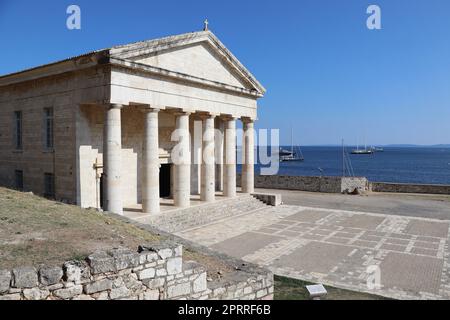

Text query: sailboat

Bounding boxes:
[280,127,304,162]
[351,137,373,155]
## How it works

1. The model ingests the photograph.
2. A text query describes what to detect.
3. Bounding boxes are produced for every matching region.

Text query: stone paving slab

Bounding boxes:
[177,205,450,300]
[210,232,284,259]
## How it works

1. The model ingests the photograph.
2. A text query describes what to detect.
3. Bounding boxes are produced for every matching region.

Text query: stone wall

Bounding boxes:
[237,174,368,194]
[0,241,273,301]
[370,182,450,195]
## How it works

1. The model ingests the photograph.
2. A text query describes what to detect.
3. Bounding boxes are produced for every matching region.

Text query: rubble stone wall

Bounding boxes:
[0,241,273,301]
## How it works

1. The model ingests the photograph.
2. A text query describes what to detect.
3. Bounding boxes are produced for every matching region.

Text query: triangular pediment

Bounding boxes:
[110,31,265,95]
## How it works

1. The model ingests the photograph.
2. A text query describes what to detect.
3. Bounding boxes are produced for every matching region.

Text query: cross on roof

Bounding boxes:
[203,19,209,31]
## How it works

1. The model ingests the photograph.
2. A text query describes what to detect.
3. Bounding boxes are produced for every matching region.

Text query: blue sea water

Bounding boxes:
[239,146,450,185]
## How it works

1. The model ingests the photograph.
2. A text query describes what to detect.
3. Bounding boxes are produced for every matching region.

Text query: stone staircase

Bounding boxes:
[146,195,268,233]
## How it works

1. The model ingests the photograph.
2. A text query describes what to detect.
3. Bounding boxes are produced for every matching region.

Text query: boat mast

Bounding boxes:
[342,139,345,177]
[291,126,294,154]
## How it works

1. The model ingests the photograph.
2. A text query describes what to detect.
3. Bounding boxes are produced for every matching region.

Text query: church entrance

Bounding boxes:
[159,164,171,198]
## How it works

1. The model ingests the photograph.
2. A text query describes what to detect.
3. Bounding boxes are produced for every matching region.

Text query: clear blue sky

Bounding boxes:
[1,0,449,146]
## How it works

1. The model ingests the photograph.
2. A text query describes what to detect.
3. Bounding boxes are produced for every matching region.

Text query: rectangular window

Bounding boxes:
[44,107,54,150]
[15,170,23,191]
[44,173,55,198]
[14,111,22,149]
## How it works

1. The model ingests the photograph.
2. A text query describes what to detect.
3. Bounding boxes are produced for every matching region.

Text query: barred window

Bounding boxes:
[44,173,55,198]
[44,107,54,149]
[14,111,22,149]
[15,170,23,191]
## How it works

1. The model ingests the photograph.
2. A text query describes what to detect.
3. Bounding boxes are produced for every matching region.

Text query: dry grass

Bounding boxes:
[0,187,161,269]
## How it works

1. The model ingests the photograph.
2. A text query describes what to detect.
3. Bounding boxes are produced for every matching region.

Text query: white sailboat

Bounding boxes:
[280,127,304,162]
[351,136,373,155]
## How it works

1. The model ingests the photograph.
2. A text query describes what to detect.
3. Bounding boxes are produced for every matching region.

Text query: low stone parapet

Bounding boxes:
[0,240,273,300]
[370,182,450,195]
[238,174,368,194]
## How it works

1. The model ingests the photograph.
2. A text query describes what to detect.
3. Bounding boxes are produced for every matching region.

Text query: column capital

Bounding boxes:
[105,103,125,110]
[197,112,218,120]
[241,116,256,124]
[173,110,192,117]
[221,114,237,121]
[140,105,160,113]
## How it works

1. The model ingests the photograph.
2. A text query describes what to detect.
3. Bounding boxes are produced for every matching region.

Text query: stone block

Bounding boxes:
[166,257,183,275]
[193,273,207,293]
[213,287,226,297]
[139,253,147,265]
[39,265,63,286]
[138,243,174,259]
[243,286,253,295]
[87,251,115,274]
[92,291,109,300]
[84,279,112,294]
[142,289,160,300]
[63,261,89,284]
[72,294,95,300]
[53,285,83,299]
[157,248,173,259]
[0,270,11,294]
[136,268,155,280]
[23,288,50,300]
[12,267,38,288]
[0,294,21,300]
[167,282,191,298]
[109,286,131,299]
[256,289,268,298]
[156,268,167,277]
[146,253,159,262]
[174,245,183,257]
[108,248,140,271]
[142,277,165,289]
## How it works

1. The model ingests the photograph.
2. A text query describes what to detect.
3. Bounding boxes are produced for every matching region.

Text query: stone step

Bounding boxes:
[147,195,269,233]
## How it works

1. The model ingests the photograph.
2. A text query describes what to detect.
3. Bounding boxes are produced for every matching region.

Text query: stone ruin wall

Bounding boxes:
[0,241,273,301]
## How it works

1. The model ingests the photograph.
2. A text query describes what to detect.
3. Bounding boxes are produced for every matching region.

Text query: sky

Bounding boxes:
[0,0,449,146]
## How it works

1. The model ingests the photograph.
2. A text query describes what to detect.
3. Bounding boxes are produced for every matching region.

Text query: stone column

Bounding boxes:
[141,107,160,214]
[201,114,216,202]
[241,118,255,194]
[215,118,224,192]
[173,112,191,207]
[223,117,237,197]
[103,104,123,215]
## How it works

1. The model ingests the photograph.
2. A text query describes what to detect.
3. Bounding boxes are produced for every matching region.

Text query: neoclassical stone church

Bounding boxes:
[0,26,265,215]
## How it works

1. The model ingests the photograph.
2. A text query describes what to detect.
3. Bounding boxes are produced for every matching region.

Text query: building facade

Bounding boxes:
[0,30,265,215]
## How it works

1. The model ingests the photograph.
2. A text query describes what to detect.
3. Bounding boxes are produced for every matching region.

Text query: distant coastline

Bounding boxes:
[301,144,450,148]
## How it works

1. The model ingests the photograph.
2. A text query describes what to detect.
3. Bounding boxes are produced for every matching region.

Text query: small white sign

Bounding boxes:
[306,284,328,298]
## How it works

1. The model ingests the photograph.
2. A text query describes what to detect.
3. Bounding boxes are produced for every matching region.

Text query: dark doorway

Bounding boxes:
[160,164,171,198]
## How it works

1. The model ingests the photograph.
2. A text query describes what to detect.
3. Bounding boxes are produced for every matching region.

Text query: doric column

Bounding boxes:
[241,118,255,194]
[103,104,124,215]
[215,118,224,192]
[173,112,191,207]
[141,107,160,214]
[223,117,237,197]
[201,114,216,202]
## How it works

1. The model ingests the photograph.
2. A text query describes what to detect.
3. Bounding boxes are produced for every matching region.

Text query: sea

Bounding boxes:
[238,146,450,185]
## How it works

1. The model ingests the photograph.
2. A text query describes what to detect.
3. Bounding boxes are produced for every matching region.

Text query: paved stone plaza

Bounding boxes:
[177,205,450,299]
